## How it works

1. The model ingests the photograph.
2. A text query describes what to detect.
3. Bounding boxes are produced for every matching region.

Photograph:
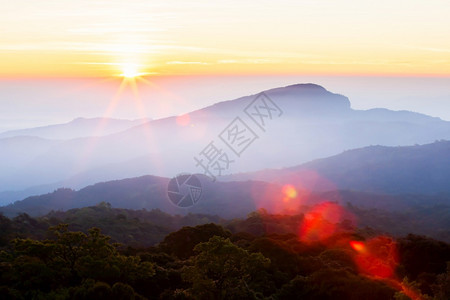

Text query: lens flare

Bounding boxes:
[351,236,399,279]
[282,184,297,202]
[250,182,302,214]
[350,240,366,253]
[298,202,349,243]
[176,113,191,126]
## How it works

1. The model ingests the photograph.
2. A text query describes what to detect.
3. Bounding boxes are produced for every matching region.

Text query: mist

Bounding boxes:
[1,75,450,133]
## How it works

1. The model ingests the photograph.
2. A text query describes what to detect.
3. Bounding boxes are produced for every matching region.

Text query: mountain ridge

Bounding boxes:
[222,140,450,195]
[2,83,450,201]
[2,140,450,216]
[0,117,151,140]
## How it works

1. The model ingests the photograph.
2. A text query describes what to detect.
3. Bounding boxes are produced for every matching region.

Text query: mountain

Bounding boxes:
[2,83,450,202]
[222,140,450,195]
[0,136,61,172]
[0,117,150,195]
[0,175,273,219]
[0,117,150,140]
[2,171,449,218]
[1,174,449,241]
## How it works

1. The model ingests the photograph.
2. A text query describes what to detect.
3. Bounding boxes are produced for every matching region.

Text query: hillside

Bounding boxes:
[1,177,449,241]
[1,204,449,299]
[0,117,149,140]
[224,140,450,195]
[2,84,450,201]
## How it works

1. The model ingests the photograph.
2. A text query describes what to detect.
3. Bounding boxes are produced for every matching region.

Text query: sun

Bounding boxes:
[120,63,145,79]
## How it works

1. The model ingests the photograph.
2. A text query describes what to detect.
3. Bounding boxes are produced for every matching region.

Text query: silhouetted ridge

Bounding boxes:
[265,83,351,111]
[283,83,327,90]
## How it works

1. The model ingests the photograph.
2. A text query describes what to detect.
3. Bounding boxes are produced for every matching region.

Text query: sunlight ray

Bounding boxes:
[127,77,166,175]
[69,77,129,177]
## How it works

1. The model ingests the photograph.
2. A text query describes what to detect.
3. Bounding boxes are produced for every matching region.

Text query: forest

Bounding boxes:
[0,202,449,299]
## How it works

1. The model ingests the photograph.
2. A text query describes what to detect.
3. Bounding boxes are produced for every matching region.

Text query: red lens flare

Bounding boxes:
[298,202,353,244]
[350,236,399,279]
[282,184,297,202]
[350,240,366,253]
[176,113,190,126]
[250,182,303,214]
[249,170,341,216]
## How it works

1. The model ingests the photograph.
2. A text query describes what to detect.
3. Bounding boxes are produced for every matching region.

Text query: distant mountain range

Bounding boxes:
[0,117,150,140]
[0,175,263,218]
[2,83,450,203]
[223,140,450,195]
[1,171,449,241]
[1,171,449,217]
[2,140,450,217]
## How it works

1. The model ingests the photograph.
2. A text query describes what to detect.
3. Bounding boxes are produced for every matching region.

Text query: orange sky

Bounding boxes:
[1,0,450,77]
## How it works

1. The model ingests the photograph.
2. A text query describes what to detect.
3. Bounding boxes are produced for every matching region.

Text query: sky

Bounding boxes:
[1,0,450,77]
[1,0,450,131]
